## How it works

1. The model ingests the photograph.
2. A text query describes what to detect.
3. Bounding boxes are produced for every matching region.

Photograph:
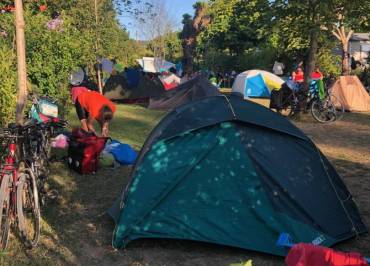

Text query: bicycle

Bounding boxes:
[27,93,68,156]
[274,81,340,123]
[21,121,66,206]
[25,93,68,204]
[0,126,40,250]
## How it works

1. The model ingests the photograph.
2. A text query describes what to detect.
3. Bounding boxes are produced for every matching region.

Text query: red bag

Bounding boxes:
[286,243,368,266]
[68,129,108,174]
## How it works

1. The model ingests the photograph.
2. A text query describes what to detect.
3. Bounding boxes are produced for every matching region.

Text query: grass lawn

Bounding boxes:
[1,103,369,266]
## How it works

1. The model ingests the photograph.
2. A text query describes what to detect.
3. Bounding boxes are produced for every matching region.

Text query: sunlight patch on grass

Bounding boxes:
[67,104,166,150]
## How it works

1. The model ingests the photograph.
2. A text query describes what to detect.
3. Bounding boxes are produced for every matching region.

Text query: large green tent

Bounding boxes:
[109,94,367,256]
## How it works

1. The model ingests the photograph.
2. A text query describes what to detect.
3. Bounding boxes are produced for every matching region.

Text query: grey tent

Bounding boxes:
[148,74,221,110]
[103,72,165,102]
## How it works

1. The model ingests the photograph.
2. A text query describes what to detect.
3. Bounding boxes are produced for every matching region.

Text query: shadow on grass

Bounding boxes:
[293,113,370,157]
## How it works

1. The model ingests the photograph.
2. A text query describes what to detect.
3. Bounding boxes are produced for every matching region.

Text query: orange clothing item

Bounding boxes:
[77,91,116,120]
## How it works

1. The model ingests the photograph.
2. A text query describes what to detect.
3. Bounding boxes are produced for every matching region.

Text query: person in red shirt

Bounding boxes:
[292,67,304,83]
[310,66,323,80]
[74,90,116,137]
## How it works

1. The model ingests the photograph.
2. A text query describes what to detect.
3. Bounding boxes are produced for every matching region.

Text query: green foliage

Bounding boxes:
[316,49,341,77]
[200,0,271,54]
[164,32,183,62]
[0,46,17,126]
[198,46,277,73]
[195,0,274,73]
[196,0,369,76]
[0,1,146,125]
[146,32,183,62]
[25,11,81,100]
[0,12,16,126]
[271,0,370,73]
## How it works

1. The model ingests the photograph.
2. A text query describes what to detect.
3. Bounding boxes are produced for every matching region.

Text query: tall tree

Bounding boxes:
[273,0,334,86]
[272,0,370,79]
[14,0,27,124]
[332,26,352,75]
[180,2,210,76]
[330,0,370,75]
[132,0,175,59]
[201,0,271,55]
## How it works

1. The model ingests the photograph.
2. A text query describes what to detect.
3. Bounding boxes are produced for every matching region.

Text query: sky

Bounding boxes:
[120,0,199,40]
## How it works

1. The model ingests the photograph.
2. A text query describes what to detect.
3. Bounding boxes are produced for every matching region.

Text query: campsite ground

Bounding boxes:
[1,103,369,266]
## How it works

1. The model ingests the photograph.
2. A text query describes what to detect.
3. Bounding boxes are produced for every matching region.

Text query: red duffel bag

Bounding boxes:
[286,243,369,266]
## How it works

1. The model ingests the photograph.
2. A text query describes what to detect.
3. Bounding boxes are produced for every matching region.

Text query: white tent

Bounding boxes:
[136,57,175,73]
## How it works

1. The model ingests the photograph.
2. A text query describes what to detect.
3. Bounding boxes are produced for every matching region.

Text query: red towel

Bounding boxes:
[286,243,368,266]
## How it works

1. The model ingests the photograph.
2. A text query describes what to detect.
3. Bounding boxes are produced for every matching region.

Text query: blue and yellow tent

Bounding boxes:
[232,70,285,98]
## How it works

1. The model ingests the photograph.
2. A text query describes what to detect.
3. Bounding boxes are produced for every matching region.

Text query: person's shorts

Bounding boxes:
[75,99,89,120]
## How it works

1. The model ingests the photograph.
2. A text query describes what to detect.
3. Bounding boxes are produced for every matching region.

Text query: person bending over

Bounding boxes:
[74,90,116,137]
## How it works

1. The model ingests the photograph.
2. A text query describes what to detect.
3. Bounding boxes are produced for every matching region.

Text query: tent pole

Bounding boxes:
[14,0,28,125]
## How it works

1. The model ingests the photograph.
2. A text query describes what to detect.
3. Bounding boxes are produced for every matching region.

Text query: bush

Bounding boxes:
[197,46,277,73]
[0,46,17,126]
[25,12,83,103]
[315,48,341,78]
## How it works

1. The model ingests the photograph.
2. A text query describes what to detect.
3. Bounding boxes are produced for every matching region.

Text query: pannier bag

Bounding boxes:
[68,129,108,174]
[269,89,283,109]
[39,99,59,118]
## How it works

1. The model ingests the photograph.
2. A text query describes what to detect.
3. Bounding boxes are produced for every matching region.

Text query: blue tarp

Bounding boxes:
[125,69,140,87]
[244,74,270,97]
[105,140,138,165]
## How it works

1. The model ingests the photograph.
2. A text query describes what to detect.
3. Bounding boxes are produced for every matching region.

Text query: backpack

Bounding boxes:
[67,129,109,174]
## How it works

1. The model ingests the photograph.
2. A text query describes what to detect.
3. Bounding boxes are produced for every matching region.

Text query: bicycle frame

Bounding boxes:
[0,127,42,249]
[0,139,20,221]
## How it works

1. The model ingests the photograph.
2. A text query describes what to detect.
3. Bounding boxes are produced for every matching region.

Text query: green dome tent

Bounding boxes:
[109,95,367,256]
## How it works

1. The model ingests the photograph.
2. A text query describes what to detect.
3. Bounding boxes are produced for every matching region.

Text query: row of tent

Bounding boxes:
[103,68,370,112]
[232,70,370,112]
[106,70,368,257]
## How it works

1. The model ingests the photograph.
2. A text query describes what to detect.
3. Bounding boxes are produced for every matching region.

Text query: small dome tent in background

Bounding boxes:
[69,67,85,87]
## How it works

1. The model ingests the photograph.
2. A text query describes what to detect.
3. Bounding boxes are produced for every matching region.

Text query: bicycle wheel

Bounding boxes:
[311,99,336,123]
[278,96,297,118]
[0,174,11,250]
[329,94,345,120]
[17,170,40,248]
[278,105,294,117]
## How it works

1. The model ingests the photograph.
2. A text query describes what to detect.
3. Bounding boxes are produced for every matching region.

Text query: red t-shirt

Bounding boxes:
[311,71,323,80]
[77,91,116,120]
[294,71,304,83]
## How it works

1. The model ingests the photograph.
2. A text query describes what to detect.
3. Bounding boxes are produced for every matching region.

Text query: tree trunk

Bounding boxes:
[342,42,350,75]
[181,4,209,77]
[332,26,353,76]
[15,0,28,125]
[304,29,319,88]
